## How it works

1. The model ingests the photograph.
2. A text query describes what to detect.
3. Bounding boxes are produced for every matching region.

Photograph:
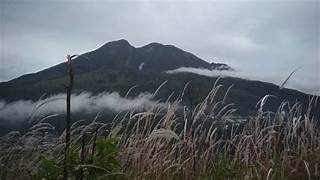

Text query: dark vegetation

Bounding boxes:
[0,78,319,179]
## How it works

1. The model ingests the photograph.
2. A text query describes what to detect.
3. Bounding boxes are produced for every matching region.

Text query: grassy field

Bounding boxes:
[0,81,319,180]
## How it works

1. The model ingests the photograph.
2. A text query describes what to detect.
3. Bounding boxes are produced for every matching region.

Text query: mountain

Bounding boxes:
[0,39,318,135]
[0,39,231,102]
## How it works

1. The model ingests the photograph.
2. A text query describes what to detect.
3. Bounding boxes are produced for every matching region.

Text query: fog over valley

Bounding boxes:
[0,92,165,123]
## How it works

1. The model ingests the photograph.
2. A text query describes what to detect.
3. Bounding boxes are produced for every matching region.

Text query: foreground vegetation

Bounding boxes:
[0,79,319,180]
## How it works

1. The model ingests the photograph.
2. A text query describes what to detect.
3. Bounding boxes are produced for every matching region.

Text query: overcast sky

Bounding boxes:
[0,0,319,94]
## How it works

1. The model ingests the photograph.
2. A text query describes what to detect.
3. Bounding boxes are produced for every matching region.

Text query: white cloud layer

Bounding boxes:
[0,92,165,122]
[166,67,320,95]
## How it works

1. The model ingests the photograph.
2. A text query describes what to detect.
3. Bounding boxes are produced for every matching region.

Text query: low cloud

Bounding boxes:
[166,67,283,83]
[166,67,320,95]
[0,92,165,123]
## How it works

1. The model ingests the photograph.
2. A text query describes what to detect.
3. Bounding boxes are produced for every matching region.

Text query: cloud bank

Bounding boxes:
[0,92,165,122]
[166,67,320,95]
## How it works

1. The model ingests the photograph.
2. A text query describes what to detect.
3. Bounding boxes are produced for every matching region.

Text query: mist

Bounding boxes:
[0,91,165,123]
[166,67,320,95]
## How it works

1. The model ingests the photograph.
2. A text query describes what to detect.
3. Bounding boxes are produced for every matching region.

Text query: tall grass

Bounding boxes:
[0,80,319,179]
[114,81,319,180]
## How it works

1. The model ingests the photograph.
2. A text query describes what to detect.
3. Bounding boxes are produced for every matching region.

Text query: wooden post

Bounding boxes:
[63,55,74,180]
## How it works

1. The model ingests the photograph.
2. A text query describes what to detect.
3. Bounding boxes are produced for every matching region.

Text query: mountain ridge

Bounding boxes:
[1,39,230,86]
[0,39,319,135]
[0,39,318,114]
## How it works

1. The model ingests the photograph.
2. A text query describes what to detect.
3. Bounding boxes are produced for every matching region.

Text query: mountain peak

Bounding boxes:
[144,42,163,47]
[140,42,181,55]
[142,42,177,49]
[99,39,132,49]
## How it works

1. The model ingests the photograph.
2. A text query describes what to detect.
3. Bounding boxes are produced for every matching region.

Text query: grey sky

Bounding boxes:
[0,0,319,94]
